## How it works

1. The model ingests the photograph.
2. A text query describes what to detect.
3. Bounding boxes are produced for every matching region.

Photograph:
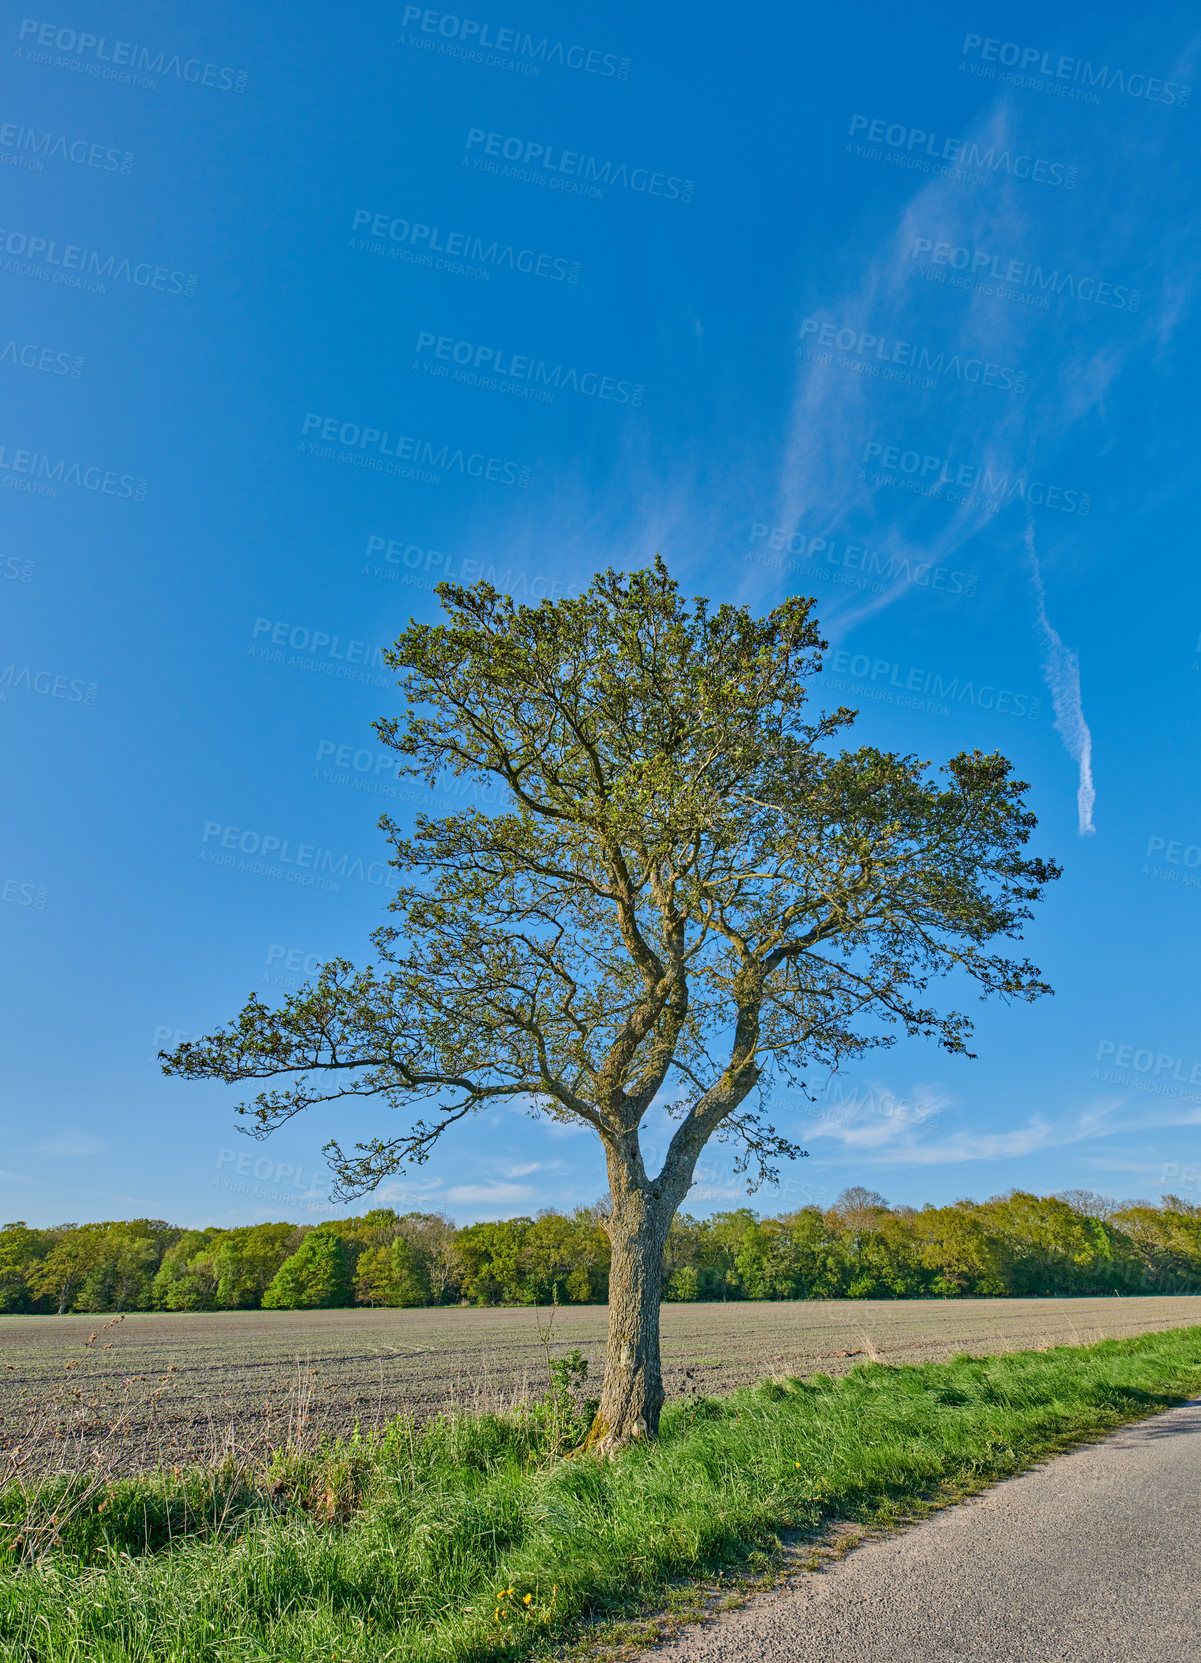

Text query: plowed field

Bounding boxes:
[4,1296,1198,1473]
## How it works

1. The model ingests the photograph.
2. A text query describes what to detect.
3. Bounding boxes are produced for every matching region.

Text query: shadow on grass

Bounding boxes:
[3,1328,1201,1663]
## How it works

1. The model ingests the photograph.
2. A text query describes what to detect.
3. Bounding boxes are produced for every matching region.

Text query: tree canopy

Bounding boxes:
[164,561,1057,1199]
[161,559,1060,1447]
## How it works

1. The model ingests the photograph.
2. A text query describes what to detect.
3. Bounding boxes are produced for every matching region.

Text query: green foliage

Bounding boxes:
[454,1210,608,1306]
[664,1265,701,1301]
[211,1224,307,1308]
[347,1212,460,1307]
[4,1329,1201,1660]
[262,1231,352,1310]
[912,1204,1008,1297]
[26,1220,178,1314]
[530,1348,598,1454]
[735,1211,841,1300]
[161,562,1058,1219]
[973,1193,1144,1297]
[0,1465,269,1566]
[149,1223,306,1312]
[1114,1200,1201,1289]
[388,1235,432,1306]
[520,1210,610,1304]
[0,1222,54,1313]
[455,1217,534,1305]
[353,1236,431,1308]
[153,563,1065,1440]
[4,1187,1201,1316]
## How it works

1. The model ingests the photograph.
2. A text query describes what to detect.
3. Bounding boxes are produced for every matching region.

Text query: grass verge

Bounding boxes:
[2,1326,1200,1661]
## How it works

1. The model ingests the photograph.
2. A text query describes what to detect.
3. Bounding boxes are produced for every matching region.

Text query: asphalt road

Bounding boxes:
[648,1399,1201,1662]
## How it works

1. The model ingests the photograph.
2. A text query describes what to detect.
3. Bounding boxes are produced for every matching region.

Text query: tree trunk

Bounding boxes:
[582,1180,670,1457]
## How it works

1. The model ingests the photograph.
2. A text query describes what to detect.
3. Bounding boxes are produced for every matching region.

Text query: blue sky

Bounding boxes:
[4,0,1200,1230]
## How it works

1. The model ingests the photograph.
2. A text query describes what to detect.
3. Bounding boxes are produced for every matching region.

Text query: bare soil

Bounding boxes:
[3,1297,1198,1474]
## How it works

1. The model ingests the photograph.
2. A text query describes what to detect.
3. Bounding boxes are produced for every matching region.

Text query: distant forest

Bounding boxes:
[4,1188,1201,1315]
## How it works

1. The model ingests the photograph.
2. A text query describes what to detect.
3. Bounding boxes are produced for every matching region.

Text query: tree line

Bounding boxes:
[4,1188,1201,1315]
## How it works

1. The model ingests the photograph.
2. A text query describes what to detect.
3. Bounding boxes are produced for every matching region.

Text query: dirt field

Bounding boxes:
[3,1297,1199,1473]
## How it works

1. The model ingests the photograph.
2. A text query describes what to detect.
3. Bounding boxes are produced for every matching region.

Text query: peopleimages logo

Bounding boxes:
[400,8,630,78]
[960,35,1189,107]
[361,535,586,601]
[315,738,403,781]
[200,822,394,889]
[464,128,695,201]
[747,524,977,598]
[0,120,133,173]
[1145,834,1201,870]
[861,439,1090,517]
[414,330,644,406]
[0,662,97,704]
[908,236,1140,312]
[0,442,147,500]
[15,19,248,92]
[799,316,1025,393]
[826,648,1040,719]
[0,226,197,295]
[250,617,388,668]
[215,1148,330,1190]
[1096,1040,1201,1084]
[0,335,83,376]
[350,209,579,284]
[299,413,532,488]
[265,944,323,974]
[847,113,1077,187]
[2,873,48,908]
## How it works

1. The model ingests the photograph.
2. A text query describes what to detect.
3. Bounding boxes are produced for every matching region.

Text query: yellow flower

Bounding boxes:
[523,1594,532,1605]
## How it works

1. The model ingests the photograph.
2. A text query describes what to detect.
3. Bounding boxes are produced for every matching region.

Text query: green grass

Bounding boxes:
[3,1326,1201,1662]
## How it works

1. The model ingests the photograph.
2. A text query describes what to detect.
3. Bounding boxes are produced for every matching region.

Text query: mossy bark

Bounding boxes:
[584,1169,673,1457]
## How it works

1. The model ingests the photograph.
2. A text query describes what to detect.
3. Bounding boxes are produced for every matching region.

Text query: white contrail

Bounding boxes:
[1025,525,1096,836]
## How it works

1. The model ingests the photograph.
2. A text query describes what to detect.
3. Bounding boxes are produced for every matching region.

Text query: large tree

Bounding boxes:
[164,560,1058,1452]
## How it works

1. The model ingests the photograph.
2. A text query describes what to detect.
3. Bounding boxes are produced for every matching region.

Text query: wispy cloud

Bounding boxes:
[766,90,1192,650]
[749,87,1201,831]
[444,1181,535,1204]
[810,1090,1201,1173]
[806,1081,951,1151]
[373,1177,444,1206]
[1025,524,1096,834]
[29,1134,108,1158]
[1082,1156,1181,1180]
